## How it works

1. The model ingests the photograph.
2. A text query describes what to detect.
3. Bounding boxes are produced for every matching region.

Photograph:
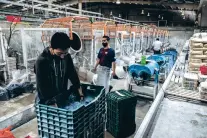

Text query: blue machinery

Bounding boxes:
[126,49,177,99]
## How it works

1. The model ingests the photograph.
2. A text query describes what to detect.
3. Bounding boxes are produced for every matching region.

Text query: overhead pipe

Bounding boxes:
[0,0,144,26]
[136,37,143,54]
[129,32,135,56]
[31,0,102,16]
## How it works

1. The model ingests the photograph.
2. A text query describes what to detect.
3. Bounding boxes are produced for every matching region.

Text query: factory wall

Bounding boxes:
[0,21,37,28]
[86,3,196,27]
[168,30,193,52]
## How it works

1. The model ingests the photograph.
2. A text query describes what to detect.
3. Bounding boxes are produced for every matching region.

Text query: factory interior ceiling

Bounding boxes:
[0,0,201,26]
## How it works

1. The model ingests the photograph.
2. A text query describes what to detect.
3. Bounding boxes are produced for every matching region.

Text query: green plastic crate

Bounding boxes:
[106,90,137,138]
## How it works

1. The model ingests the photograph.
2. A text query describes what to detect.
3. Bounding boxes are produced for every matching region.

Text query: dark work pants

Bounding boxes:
[153,50,161,54]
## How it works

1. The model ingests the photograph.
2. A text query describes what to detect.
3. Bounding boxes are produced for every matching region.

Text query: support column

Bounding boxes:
[78,0,82,15]
[45,0,52,17]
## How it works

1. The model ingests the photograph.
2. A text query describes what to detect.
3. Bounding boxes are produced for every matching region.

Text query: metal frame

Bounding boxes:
[134,59,178,138]
[0,0,150,26]
[92,29,104,66]
[0,28,6,65]
[0,28,12,82]
[116,31,123,54]
[135,32,143,54]
[158,20,168,27]
[130,32,136,56]
[20,28,69,73]
[126,69,160,99]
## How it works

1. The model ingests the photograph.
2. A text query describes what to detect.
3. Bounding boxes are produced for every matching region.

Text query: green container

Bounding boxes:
[141,55,146,65]
[106,90,138,138]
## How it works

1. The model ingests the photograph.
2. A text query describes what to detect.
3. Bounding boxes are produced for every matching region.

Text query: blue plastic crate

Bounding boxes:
[36,83,106,138]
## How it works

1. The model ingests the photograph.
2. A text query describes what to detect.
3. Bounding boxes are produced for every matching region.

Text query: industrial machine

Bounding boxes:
[125,48,177,99]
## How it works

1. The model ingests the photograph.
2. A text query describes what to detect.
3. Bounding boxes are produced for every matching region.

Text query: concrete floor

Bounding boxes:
[12,79,153,138]
[0,93,35,118]
[148,98,207,138]
[12,97,152,138]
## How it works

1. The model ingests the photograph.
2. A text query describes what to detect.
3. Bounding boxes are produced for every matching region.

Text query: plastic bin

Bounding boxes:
[200,65,207,75]
[36,83,105,138]
[106,90,138,138]
[0,89,10,101]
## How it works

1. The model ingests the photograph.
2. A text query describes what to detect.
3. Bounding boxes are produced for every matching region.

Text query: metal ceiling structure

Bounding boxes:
[59,0,200,11]
[0,0,147,26]
[0,0,200,25]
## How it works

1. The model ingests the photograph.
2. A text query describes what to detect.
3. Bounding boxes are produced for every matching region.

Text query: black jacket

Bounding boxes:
[34,47,80,105]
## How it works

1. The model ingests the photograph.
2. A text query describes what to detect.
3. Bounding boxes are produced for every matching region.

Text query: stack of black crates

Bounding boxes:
[36,84,106,138]
[106,90,138,138]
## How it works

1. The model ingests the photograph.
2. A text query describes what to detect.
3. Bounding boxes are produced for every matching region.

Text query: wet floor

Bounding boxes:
[0,93,35,118]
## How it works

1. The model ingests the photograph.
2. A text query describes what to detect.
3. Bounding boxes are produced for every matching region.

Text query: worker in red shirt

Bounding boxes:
[94,36,116,93]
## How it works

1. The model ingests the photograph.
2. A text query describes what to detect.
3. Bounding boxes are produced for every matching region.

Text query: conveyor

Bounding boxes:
[134,44,207,138]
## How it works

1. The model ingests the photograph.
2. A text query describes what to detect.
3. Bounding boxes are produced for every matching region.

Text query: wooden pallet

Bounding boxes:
[165,60,207,102]
[171,62,185,84]
[165,82,207,102]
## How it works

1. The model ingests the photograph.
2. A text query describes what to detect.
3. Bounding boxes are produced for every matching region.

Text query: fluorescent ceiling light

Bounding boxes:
[141,10,144,15]
[158,15,161,18]
[116,0,121,4]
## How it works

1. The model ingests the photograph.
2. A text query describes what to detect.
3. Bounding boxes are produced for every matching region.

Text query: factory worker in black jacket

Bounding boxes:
[34,32,84,107]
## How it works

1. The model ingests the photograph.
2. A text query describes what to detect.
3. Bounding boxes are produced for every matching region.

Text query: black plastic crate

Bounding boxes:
[39,130,84,138]
[0,89,9,101]
[87,123,105,138]
[106,90,138,138]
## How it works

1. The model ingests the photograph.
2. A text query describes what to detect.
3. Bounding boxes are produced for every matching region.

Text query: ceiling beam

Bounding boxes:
[31,0,102,16]
[1,0,26,8]
[61,0,199,10]
[0,0,146,26]
[21,3,45,11]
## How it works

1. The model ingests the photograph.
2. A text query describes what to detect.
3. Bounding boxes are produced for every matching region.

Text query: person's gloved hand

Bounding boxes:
[92,68,97,73]
[80,95,84,101]
[78,87,84,101]
[112,71,116,76]
[50,103,58,107]
[45,99,57,107]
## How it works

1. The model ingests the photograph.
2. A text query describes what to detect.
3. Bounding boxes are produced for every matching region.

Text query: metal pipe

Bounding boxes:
[78,0,82,15]
[32,0,34,14]
[31,0,102,16]
[134,59,178,138]
[0,0,141,26]
[0,0,142,25]
[0,0,78,16]
[2,0,25,8]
